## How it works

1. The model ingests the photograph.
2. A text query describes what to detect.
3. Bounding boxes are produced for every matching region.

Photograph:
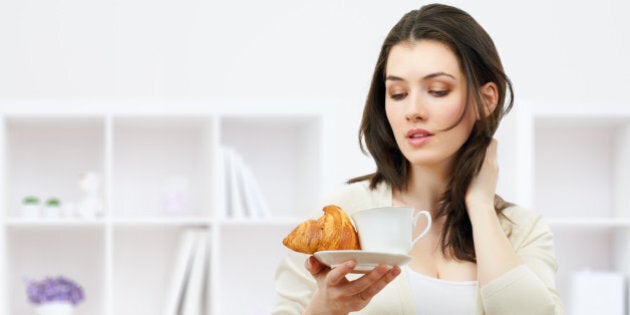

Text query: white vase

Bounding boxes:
[34,302,74,315]
[21,204,41,219]
[43,205,62,219]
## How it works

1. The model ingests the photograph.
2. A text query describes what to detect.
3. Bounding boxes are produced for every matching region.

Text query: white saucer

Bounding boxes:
[314,250,412,273]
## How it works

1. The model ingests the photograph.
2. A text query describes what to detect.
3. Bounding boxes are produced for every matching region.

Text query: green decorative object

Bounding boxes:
[21,196,41,218]
[46,198,61,207]
[23,196,40,205]
[44,197,62,218]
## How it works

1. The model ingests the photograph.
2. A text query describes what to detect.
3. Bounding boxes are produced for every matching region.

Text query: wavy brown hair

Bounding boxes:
[349,3,514,262]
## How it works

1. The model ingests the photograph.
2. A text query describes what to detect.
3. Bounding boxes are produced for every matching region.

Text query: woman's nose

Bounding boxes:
[405,92,427,122]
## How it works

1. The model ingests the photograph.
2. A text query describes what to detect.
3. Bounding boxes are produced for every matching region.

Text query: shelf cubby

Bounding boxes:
[219,115,324,220]
[111,225,210,315]
[550,227,625,314]
[534,116,630,220]
[6,226,105,315]
[111,116,216,219]
[4,116,105,220]
[526,103,630,311]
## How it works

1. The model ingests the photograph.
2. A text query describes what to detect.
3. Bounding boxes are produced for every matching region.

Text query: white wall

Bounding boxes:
[1,0,629,192]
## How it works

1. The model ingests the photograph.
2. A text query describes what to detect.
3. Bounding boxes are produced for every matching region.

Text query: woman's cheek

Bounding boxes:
[437,101,467,127]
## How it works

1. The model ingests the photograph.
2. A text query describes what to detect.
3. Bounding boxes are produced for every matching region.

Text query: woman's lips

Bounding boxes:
[406,128,433,146]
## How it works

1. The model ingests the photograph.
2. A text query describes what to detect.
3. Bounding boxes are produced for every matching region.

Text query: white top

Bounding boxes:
[407,266,478,315]
[273,180,564,315]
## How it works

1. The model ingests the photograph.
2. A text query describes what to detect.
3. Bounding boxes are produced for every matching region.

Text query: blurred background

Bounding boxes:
[1,0,629,314]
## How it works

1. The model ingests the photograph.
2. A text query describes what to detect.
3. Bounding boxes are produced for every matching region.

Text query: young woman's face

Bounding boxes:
[385,40,476,169]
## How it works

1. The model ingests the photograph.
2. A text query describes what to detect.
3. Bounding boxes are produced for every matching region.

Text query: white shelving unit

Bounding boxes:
[1,99,628,314]
[0,101,334,315]
[515,101,630,314]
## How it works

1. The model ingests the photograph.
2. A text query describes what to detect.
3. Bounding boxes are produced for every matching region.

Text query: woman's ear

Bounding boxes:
[479,82,499,118]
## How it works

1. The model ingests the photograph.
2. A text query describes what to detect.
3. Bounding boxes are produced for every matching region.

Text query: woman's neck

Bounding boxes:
[395,164,450,215]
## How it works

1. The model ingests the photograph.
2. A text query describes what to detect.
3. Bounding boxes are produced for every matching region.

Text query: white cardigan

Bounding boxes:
[272,180,564,314]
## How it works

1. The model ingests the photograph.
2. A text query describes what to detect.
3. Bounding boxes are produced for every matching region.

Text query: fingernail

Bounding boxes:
[376,265,387,275]
[345,260,355,268]
[391,266,401,276]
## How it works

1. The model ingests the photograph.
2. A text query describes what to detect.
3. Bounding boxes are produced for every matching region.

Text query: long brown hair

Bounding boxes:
[349,3,514,262]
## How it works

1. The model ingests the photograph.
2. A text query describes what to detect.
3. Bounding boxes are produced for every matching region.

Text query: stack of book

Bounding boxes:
[222,146,270,220]
[163,229,209,315]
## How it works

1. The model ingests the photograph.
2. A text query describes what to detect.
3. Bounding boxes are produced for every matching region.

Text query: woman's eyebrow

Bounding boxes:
[422,72,456,80]
[385,75,405,82]
[385,72,456,82]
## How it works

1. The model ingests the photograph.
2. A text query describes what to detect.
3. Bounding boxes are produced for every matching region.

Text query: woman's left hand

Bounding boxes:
[465,138,499,211]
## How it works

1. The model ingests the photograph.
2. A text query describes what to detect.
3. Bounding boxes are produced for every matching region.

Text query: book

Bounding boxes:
[239,162,270,219]
[222,146,270,219]
[222,147,234,219]
[181,231,209,315]
[163,230,198,315]
[223,147,246,219]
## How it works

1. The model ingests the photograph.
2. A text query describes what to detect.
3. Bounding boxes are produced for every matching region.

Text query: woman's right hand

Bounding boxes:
[302,256,401,315]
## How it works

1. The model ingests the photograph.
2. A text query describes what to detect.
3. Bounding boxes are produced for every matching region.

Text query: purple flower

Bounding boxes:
[25,276,85,305]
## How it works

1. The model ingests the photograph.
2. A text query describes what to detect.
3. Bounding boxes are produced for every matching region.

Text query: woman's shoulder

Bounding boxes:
[321,179,391,215]
[500,204,542,224]
[499,204,553,245]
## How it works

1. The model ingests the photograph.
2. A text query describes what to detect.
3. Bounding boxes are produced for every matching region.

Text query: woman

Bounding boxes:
[274,3,563,314]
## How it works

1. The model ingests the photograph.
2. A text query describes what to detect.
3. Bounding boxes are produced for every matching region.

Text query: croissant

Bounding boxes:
[283,205,361,254]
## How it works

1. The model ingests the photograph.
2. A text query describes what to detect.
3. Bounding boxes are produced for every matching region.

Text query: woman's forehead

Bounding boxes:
[386,40,462,79]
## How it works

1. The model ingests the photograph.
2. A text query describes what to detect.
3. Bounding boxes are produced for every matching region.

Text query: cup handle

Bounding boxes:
[410,210,432,248]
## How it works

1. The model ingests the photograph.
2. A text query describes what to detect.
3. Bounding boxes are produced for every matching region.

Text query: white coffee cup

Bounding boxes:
[351,206,432,254]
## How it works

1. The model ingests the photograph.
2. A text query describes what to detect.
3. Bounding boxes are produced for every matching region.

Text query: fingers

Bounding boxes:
[327,260,356,286]
[305,256,357,285]
[466,138,499,209]
[305,259,402,313]
[344,264,400,297]
[325,263,401,309]
[355,265,401,301]
[311,258,401,295]
[484,139,498,171]
[305,256,327,276]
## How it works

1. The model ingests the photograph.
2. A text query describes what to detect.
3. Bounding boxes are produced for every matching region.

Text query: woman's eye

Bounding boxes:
[429,90,449,97]
[390,92,407,100]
